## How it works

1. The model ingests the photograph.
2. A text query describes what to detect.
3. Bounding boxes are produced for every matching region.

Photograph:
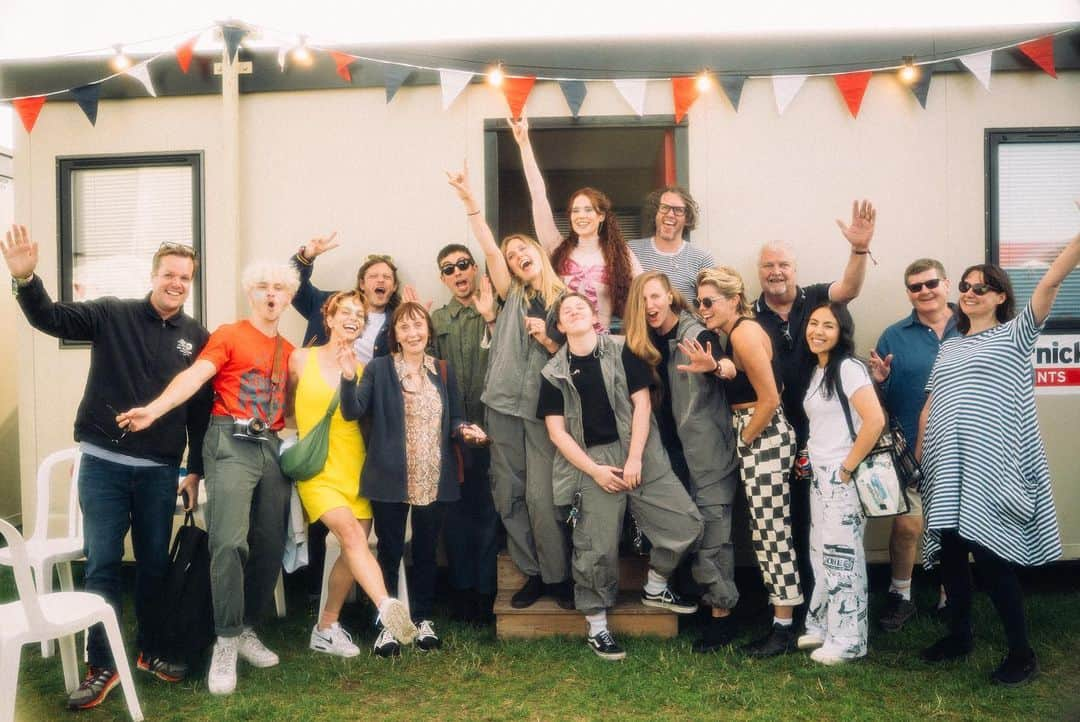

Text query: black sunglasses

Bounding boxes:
[958,281,1000,296]
[906,278,942,293]
[440,258,475,276]
[692,295,725,310]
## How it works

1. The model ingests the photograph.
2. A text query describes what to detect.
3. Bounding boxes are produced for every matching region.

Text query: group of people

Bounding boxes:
[3,119,1077,711]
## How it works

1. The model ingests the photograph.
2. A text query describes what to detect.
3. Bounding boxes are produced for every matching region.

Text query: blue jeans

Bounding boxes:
[79,454,178,668]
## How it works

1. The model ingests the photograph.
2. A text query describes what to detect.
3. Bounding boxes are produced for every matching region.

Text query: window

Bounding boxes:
[986,128,1080,330]
[58,153,204,343]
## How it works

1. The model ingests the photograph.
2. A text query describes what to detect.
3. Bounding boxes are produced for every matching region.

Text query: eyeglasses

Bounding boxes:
[958,281,999,296]
[692,295,725,310]
[440,258,475,276]
[906,278,942,293]
[157,242,197,259]
[657,203,687,217]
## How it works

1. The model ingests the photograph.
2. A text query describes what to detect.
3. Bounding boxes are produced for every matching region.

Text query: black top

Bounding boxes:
[724,316,785,406]
[650,326,721,452]
[537,344,652,447]
[752,282,831,442]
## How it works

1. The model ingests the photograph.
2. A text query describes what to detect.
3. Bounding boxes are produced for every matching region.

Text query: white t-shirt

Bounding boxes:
[353,310,386,363]
[803,358,873,468]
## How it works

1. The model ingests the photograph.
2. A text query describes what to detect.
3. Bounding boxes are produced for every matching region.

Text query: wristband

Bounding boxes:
[840,464,855,477]
[466,210,481,217]
[852,249,870,255]
[295,246,313,266]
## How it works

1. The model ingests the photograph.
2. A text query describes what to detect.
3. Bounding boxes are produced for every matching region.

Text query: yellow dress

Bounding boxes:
[294,348,372,522]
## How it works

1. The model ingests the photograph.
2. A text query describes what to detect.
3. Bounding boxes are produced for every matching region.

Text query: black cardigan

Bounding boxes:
[340,354,464,503]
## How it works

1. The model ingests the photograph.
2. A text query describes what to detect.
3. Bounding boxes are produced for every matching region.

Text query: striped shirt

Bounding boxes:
[921,303,1061,568]
[628,237,716,303]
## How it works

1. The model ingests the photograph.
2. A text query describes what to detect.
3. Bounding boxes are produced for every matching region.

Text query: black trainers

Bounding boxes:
[641,586,698,615]
[587,629,626,661]
[136,652,187,682]
[742,623,797,658]
[879,592,917,632]
[67,666,119,710]
[415,620,442,652]
[549,580,575,610]
[991,649,1039,686]
[511,575,544,609]
[693,615,738,653]
[372,626,401,658]
[920,634,973,662]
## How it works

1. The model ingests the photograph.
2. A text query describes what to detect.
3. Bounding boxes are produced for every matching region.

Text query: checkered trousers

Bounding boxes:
[733,407,803,606]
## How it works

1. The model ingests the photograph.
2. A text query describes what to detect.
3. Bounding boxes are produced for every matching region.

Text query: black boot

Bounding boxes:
[990,648,1039,686]
[548,580,575,610]
[693,615,738,653]
[742,623,796,658]
[511,575,544,609]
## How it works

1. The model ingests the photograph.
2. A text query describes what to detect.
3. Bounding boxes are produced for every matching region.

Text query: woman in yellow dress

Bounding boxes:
[287,290,416,657]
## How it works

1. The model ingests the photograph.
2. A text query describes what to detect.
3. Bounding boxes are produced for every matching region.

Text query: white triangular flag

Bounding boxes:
[440,69,473,110]
[125,62,157,97]
[772,74,807,115]
[277,46,287,72]
[959,51,993,90]
[614,79,647,116]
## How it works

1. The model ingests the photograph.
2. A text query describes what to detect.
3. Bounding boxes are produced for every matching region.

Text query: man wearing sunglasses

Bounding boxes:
[3,226,211,709]
[431,244,500,624]
[629,186,716,304]
[870,258,959,632]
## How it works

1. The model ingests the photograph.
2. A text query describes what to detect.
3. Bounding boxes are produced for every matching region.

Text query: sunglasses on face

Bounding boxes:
[906,278,942,293]
[958,281,1000,296]
[440,258,475,276]
[692,295,725,310]
[657,203,687,217]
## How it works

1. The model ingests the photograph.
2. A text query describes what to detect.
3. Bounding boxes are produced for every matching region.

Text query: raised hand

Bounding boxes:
[445,162,475,204]
[836,199,876,251]
[868,350,893,383]
[2,224,39,279]
[301,231,340,261]
[402,284,433,311]
[475,275,496,321]
[509,116,530,146]
[676,337,720,374]
[336,339,359,380]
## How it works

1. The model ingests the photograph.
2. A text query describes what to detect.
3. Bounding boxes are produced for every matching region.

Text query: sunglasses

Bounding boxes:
[440,258,475,276]
[657,203,687,217]
[157,241,197,259]
[958,281,1000,296]
[906,278,942,293]
[692,295,726,310]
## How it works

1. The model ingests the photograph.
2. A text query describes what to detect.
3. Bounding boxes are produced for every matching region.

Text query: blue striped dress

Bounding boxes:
[921,303,1062,568]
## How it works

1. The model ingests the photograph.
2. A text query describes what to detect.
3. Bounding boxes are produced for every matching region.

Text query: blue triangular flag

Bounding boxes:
[383,64,413,103]
[71,83,100,126]
[719,75,746,111]
[910,65,933,109]
[558,80,587,117]
[222,26,248,64]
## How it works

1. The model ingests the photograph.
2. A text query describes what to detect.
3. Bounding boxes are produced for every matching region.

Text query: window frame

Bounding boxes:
[985,127,1080,332]
[56,152,205,348]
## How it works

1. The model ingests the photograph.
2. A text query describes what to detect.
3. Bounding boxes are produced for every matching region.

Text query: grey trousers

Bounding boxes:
[204,420,291,638]
[688,469,740,609]
[572,441,704,615]
[486,407,570,583]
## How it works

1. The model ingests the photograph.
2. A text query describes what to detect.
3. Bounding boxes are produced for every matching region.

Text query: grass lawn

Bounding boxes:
[5,562,1080,721]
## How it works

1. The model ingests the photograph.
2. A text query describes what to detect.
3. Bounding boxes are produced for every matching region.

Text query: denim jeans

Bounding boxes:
[78,453,178,668]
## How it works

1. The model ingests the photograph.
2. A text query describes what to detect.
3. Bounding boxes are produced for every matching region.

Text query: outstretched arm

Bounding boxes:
[830,199,876,303]
[117,359,218,432]
[1030,205,1080,325]
[446,163,512,299]
[509,117,562,253]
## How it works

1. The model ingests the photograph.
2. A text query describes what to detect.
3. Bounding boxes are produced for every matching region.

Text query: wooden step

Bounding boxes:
[497,553,647,592]
[494,590,678,639]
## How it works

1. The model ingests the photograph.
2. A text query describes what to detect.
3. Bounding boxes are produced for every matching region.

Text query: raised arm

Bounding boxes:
[337,342,375,421]
[446,163,512,299]
[290,232,338,318]
[509,117,562,253]
[1030,209,1080,325]
[830,199,876,303]
[117,359,218,432]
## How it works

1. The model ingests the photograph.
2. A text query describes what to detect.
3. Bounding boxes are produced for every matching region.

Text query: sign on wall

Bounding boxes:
[1035,333,1080,395]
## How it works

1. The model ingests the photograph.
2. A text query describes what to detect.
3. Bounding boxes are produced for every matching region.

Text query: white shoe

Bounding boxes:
[310,623,361,658]
[378,598,418,645]
[238,627,279,668]
[372,626,401,658]
[797,634,824,651]
[207,637,238,696]
[810,647,850,666]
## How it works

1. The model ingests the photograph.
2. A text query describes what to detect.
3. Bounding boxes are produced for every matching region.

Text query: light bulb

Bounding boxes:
[290,36,313,67]
[695,71,712,92]
[487,65,504,86]
[109,45,132,72]
[898,57,919,85]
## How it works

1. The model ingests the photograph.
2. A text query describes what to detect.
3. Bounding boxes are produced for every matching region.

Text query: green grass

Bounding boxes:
[6,564,1080,722]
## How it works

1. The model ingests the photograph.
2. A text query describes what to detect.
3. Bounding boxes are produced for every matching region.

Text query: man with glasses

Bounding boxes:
[870,258,959,632]
[3,225,210,710]
[629,186,715,304]
[431,244,500,624]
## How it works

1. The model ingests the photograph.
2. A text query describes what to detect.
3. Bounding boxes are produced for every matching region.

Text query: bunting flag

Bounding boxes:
[959,50,993,90]
[125,62,157,97]
[1018,36,1057,78]
[558,80,587,117]
[222,26,247,64]
[502,76,536,119]
[909,65,933,109]
[440,69,473,110]
[671,77,698,123]
[833,70,872,118]
[772,74,807,115]
[175,35,198,74]
[12,96,46,134]
[382,64,413,103]
[719,75,746,111]
[71,84,101,125]
[614,79,647,116]
[329,51,356,83]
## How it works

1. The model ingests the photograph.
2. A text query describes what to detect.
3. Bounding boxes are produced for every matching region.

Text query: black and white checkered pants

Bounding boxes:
[733,407,803,606]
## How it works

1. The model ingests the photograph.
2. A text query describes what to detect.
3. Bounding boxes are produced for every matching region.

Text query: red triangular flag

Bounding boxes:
[501,76,535,120]
[833,71,872,118]
[1018,36,1056,78]
[329,51,356,83]
[13,96,46,134]
[176,35,198,74]
[671,77,699,123]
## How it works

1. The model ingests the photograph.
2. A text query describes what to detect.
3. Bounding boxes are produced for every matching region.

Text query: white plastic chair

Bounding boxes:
[0,518,143,722]
[318,513,410,619]
[0,448,83,658]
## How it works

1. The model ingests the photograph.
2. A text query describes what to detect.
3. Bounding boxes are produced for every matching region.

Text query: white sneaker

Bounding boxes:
[310,623,361,658]
[237,627,279,668]
[377,598,418,645]
[414,620,442,652]
[207,637,238,696]
[810,647,850,666]
[797,633,825,651]
[372,626,401,658]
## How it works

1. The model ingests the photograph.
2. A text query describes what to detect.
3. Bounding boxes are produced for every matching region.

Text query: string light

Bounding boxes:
[695,71,713,92]
[109,45,132,72]
[486,64,504,86]
[290,35,313,67]
[898,56,919,85]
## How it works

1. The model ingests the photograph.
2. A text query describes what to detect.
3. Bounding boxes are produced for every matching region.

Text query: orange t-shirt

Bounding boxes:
[198,320,294,430]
